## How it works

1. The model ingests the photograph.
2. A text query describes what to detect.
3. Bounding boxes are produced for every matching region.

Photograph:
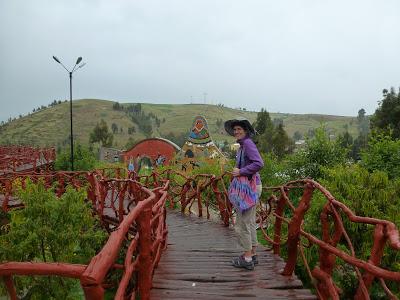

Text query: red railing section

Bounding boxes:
[0,146,55,173]
[141,171,400,299]
[0,168,168,299]
[0,145,399,299]
[258,179,400,300]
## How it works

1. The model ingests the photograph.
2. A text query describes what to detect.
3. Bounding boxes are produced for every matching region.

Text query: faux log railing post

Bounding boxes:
[273,191,287,255]
[354,224,387,299]
[137,206,152,300]
[180,182,190,213]
[3,275,17,300]
[316,204,343,299]
[282,183,314,276]
[197,185,203,217]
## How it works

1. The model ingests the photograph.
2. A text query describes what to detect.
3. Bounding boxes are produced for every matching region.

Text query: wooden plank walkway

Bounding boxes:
[151,210,316,299]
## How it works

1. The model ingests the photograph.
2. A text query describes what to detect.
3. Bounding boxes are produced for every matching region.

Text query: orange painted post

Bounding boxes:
[354,224,387,299]
[137,206,153,300]
[82,284,105,300]
[282,183,314,276]
[273,192,287,255]
[197,186,203,217]
[3,275,17,300]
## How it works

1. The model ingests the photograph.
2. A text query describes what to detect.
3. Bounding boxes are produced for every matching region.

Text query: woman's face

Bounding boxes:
[233,125,246,140]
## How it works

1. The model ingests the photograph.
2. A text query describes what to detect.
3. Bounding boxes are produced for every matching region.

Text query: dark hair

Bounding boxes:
[231,121,249,132]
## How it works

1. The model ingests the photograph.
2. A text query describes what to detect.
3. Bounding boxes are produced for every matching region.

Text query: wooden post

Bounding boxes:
[3,276,17,300]
[282,183,314,276]
[273,192,287,255]
[354,224,387,299]
[137,206,152,300]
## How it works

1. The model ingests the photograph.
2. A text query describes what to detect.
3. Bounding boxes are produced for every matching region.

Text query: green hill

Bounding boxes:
[0,99,359,149]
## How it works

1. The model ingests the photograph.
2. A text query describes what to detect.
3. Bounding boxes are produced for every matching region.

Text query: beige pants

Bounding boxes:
[235,184,262,252]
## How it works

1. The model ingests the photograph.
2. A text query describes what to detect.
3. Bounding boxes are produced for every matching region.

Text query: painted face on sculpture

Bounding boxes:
[194,119,205,133]
[233,125,246,140]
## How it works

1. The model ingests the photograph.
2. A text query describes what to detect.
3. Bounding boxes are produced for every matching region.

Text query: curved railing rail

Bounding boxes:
[0,171,88,211]
[258,179,400,300]
[0,169,169,300]
[0,146,55,174]
[145,170,400,300]
[1,162,399,299]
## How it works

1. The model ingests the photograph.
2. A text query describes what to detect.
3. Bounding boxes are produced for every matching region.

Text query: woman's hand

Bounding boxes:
[232,167,240,177]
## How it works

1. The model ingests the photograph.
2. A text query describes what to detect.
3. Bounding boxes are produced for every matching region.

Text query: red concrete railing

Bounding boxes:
[1,153,399,299]
[144,170,400,299]
[258,179,400,300]
[0,171,88,211]
[0,170,169,299]
[0,146,55,174]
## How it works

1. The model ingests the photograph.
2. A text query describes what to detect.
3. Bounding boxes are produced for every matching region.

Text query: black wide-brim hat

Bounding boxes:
[224,117,256,137]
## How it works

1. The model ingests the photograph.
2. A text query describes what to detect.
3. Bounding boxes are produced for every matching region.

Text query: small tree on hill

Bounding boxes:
[111,123,118,134]
[55,144,96,171]
[371,87,400,138]
[253,108,273,136]
[271,123,294,158]
[89,119,113,147]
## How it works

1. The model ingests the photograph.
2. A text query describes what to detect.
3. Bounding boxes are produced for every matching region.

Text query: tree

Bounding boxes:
[350,133,368,161]
[371,87,400,138]
[273,118,283,127]
[111,123,118,134]
[216,118,223,129]
[55,144,96,171]
[271,123,294,158]
[304,164,400,297]
[337,131,353,149]
[112,102,122,110]
[360,131,400,179]
[307,128,315,138]
[125,137,137,149]
[293,131,302,141]
[253,108,273,136]
[128,126,136,134]
[357,108,370,136]
[357,108,366,123]
[89,119,114,147]
[163,131,187,147]
[0,181,106,298]
[287,125,347,180]
[253,108,274,152]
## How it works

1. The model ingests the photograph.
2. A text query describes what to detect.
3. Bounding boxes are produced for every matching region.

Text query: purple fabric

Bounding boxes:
[236,136,264,185]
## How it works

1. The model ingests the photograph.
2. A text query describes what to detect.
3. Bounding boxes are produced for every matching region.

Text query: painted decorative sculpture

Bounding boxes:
[177,116,227,172]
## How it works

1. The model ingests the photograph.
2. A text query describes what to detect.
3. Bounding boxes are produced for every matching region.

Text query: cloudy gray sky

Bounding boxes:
[1,0,399,122]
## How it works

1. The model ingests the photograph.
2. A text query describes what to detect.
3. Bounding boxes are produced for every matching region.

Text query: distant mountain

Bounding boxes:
[0,99,358,149]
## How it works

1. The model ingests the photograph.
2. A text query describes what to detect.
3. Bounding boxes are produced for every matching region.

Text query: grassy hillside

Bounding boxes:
[0,99,359,149]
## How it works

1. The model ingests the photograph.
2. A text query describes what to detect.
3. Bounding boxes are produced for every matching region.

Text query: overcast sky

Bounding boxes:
[1,0,399,122]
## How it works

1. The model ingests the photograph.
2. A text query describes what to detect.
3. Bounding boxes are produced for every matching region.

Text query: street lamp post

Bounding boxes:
[52,56,85,171]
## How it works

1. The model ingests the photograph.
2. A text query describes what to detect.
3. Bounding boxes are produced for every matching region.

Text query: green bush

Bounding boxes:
[0,180,107,299]
[361,132,400,179]
[55,144,97,171]
[286,126,347,180]
[259,153,290,187]
[301,164,400,298]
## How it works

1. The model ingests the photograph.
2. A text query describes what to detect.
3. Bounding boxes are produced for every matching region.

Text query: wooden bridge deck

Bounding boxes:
[151,210,316,300]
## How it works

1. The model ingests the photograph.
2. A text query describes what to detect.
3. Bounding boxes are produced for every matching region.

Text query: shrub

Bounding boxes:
[301,164,400,298]
[286,126,347,180]
[361,132,400,179]
[55,144,96,171]
[0,180,107,299]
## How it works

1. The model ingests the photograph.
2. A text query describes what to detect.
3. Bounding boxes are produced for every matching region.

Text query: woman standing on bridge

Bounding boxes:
[225,117,264,271]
